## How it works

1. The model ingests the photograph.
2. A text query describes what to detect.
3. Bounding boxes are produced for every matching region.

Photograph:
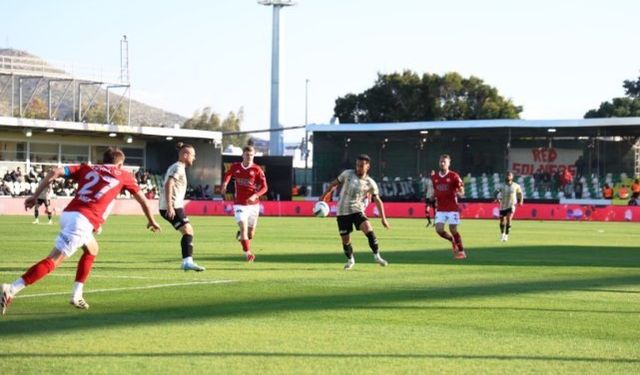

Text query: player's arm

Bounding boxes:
[494,188,501,203]
[318,179,340,202]
[220,168,233,200]
[372,194,390,229]
[132,190,161,232]
[456,175,465,197]
[248,168,268,204]
[164,177,176,219]
[25,167,66,210]
[517,186,524,206]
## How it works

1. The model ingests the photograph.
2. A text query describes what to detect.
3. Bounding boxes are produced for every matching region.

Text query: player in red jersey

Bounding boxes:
[428,154,466,259]
[221,145,268,262]
[1,148,161,315]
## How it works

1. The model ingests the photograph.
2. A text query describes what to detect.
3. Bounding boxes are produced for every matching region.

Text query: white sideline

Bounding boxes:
[16,280,236,299]
[0,272,190,280]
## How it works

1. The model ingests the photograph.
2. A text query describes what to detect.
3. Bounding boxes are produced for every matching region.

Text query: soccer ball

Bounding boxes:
[313,201,330,217]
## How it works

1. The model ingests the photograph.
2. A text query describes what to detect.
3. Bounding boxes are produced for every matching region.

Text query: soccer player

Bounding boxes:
[221,145,268,262]
[427,154,466,259]
[1,147,161,315]
[159,142,205,272]
[32,182,54,225]
[319,154,390,270]
[424,170,435,227]
[494,171,523,242]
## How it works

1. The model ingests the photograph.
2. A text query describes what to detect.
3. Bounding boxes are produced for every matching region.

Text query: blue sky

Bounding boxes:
[2,0,639,142]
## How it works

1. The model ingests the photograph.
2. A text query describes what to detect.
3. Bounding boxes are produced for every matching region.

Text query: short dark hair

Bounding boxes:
[357,154,371,163]
[243,145,255,153]
[103,147,125,164]
[176,142,193,151]
[440,154,451,160]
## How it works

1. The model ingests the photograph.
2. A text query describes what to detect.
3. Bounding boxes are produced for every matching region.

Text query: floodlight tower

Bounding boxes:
[259,0,296,155]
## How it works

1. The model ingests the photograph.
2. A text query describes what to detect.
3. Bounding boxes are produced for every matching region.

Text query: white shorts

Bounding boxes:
[54,211,95,257]
[435,211,461,225]
[234,204,260,228]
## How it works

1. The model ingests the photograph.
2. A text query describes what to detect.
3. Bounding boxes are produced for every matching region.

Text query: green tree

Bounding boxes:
[220,108,247,148]
[334,70,522,123]
[183,106,246,148]
[585,74,640,118]
[79,102,127,125]
[23,97,48,119]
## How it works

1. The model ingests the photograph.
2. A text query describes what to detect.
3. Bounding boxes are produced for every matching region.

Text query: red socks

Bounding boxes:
[240,239,251,253]
[22,258,56,285]
[453,232,464,251]
[75,253,96,283]
[437,231,454,242]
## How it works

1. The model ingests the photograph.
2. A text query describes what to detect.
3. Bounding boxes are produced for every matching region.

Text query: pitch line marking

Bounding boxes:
[16,279,236,299]
[0,272,197,281]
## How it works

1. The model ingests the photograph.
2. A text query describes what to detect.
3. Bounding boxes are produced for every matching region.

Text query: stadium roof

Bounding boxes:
[0,116,222,143]
[306,117,640,133]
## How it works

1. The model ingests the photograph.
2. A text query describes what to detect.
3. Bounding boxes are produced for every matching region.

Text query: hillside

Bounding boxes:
[0,48,186,127]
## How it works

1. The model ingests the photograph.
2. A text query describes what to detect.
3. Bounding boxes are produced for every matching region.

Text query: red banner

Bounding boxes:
[2,198,639,222]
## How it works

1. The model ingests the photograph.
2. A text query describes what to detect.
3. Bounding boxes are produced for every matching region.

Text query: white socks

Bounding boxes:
[10,278,26,295]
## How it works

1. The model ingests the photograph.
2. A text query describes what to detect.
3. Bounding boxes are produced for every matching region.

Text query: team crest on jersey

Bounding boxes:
[235,170,240,173]
[249,170,255,176]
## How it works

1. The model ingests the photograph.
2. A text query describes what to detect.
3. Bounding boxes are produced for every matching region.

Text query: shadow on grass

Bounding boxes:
[0,351,638,364]
[203,245,640,268]
[362,305,640,315]
[1,273,639,337]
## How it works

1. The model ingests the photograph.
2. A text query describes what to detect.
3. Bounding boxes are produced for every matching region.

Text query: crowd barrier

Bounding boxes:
[2,197,639,222]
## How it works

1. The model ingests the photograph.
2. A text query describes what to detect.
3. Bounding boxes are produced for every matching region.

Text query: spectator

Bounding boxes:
[602,183,613,199]
[10,167,23,182]
[573,180,583,199]
[574,156,586,178]
[560,168,573,197]
[632,178,640,200]
[618,184,629,199]
[145,187,156,200]
[541,171,551,191]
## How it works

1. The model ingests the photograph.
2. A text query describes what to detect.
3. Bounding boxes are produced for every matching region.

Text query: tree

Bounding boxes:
[23,97,48,119]
[334,70,522,123]
[585,74,640,118]
[183,107,247,148]
[78,102,127,125]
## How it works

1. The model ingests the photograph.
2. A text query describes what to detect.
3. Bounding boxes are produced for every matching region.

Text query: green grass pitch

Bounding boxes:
[0,215,639,373]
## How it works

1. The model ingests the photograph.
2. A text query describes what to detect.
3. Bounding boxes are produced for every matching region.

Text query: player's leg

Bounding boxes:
[338,215,355,270]
[179,223,205,271]
[44,200,53,224]
[505,212,515,241]
[242,206,259,261]
[70,239,99,309]
[499,214,507,241]
[32,201,41,224]
[449,222,466,259]
[435,212,455,246]
[359,218,387,267]
[2,246,69,315]
[234,205,254,262]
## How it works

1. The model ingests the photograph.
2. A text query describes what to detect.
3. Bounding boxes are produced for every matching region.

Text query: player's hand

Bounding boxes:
[220,185,228,200]
[166,207,175,220]
[147,220,161,233]
[247,194,259,204]
[381,217,390,229]
[24,196,36,210]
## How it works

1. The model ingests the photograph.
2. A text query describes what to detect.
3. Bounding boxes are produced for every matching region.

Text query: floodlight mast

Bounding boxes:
[259,0,296,155]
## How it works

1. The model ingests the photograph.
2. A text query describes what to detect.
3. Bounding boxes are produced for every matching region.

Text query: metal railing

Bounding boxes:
[0,54,125,84]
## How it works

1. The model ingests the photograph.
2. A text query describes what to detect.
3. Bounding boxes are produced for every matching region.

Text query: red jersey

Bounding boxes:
[63,164,140,230]
[223,162,268,205]
[431,170,463,212]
